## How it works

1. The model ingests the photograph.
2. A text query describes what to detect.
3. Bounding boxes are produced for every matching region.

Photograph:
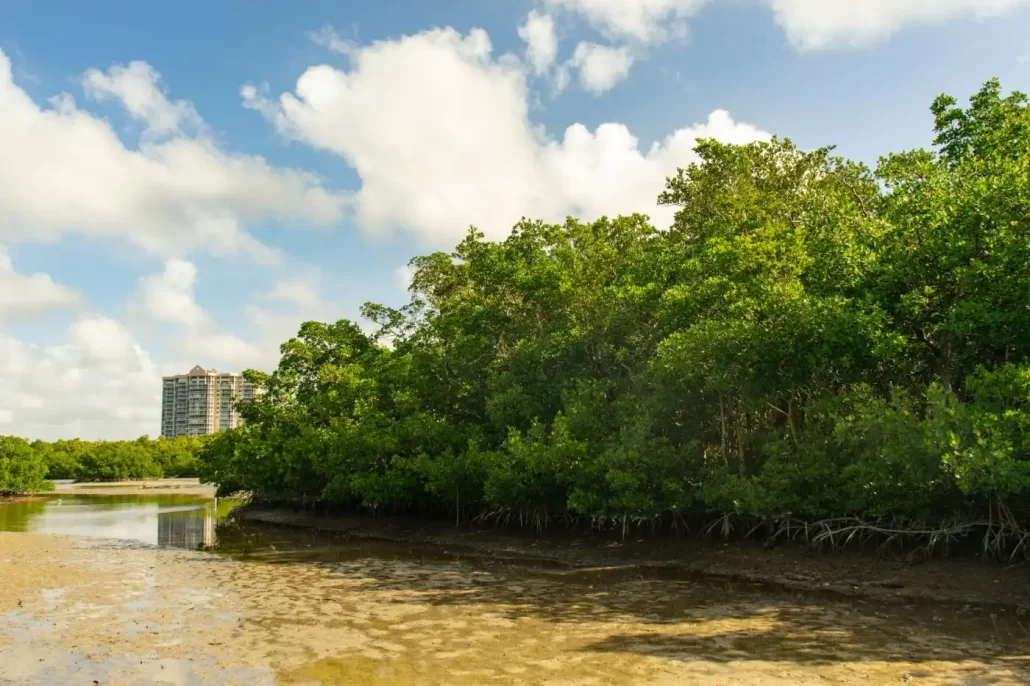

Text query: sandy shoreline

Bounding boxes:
[236,505,1030,611]
[48,479,217,497]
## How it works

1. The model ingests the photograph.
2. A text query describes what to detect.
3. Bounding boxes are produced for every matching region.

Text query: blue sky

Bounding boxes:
[1,0,1028,440]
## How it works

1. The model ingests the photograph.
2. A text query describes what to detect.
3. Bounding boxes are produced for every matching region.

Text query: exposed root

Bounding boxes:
[784,516,1024,560]
[257,495,1030,560]
[703,513,734,539]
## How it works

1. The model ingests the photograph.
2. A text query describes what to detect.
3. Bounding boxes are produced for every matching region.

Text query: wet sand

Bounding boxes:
[2,531,1029,685]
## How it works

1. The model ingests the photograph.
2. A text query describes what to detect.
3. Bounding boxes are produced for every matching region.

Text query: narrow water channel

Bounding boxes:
[2,491,1029,685]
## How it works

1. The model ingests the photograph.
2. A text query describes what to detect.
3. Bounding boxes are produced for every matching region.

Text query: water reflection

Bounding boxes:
[0,495,237,549]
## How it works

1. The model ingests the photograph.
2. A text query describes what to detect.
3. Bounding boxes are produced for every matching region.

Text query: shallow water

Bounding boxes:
[0,493,239,548]
[2,493,1029,685]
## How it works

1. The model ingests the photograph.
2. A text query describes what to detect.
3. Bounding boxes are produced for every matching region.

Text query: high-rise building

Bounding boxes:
[160,366,257,438]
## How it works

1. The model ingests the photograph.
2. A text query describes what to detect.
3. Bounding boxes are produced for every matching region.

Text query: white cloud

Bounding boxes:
[766,0,1026,50]
[0,246,80,323]
[552,63,572,95]
[547,109,771,225]
[0,257,174,440]
[133,259,208,329]
[243,27,770,245]
[309,25,357,55]
[518,11,560,74]
[0,316,164,440]
[267,273,321,309]
[545,0,708,44]
[395,264,416,292]
[132,260,342,374]
[180,331,264,371]
[0,257,351,440]
[83,60,203,139]
[0,49,343,262]
[569,42,634,93]
[543,0,1027,50]
[130,259,262,371]
[244,275,342,368]
[69,315,140,363]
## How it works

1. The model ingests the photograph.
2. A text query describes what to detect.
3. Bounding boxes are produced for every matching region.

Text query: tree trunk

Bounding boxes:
[787,398,799,450]
[719,391,729,466]
[735,410,746,477]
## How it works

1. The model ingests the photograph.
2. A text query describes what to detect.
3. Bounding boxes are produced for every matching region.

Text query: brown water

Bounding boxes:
[1,494,1029,685]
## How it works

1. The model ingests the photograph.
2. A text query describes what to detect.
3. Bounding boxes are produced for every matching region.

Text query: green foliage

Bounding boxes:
[0,436,53,494]
[194,80,1030,532]
[931,365,1030,502]
[0,435,209,483]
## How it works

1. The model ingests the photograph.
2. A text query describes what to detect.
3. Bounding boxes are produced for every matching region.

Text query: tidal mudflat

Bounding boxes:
[2,498,1029,685]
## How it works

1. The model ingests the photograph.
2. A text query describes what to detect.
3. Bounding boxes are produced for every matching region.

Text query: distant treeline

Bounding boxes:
[0,435,209,493]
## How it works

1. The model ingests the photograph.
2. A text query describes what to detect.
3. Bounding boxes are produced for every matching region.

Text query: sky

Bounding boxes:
[1,0,1028,441]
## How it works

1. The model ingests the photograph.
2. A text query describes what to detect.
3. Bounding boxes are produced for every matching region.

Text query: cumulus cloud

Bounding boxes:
[569,42,634,93]
[244,273,343,367]
[0,246,81,323]
[309,25,358,55]
[0,316,164,440]
[134,259,209,329]
[0,259,348,440]
[266,273,322,309]
[518,11,560,74]
[69,316,141,363]
[0,49,343,262]
[545,0,708,44]
[552,63,573,95]
[395,264,417,292]
[131,261,343,375]
[130,259,262,370]
[543,0,1027,49]
[0,258,175,440]
[83,60,203,139]
[242,27,770,245]
[765,0,1027,49]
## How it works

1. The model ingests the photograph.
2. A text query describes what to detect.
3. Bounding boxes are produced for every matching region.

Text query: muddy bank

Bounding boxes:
[3,531,1030,685]
[237,505,1030,610]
